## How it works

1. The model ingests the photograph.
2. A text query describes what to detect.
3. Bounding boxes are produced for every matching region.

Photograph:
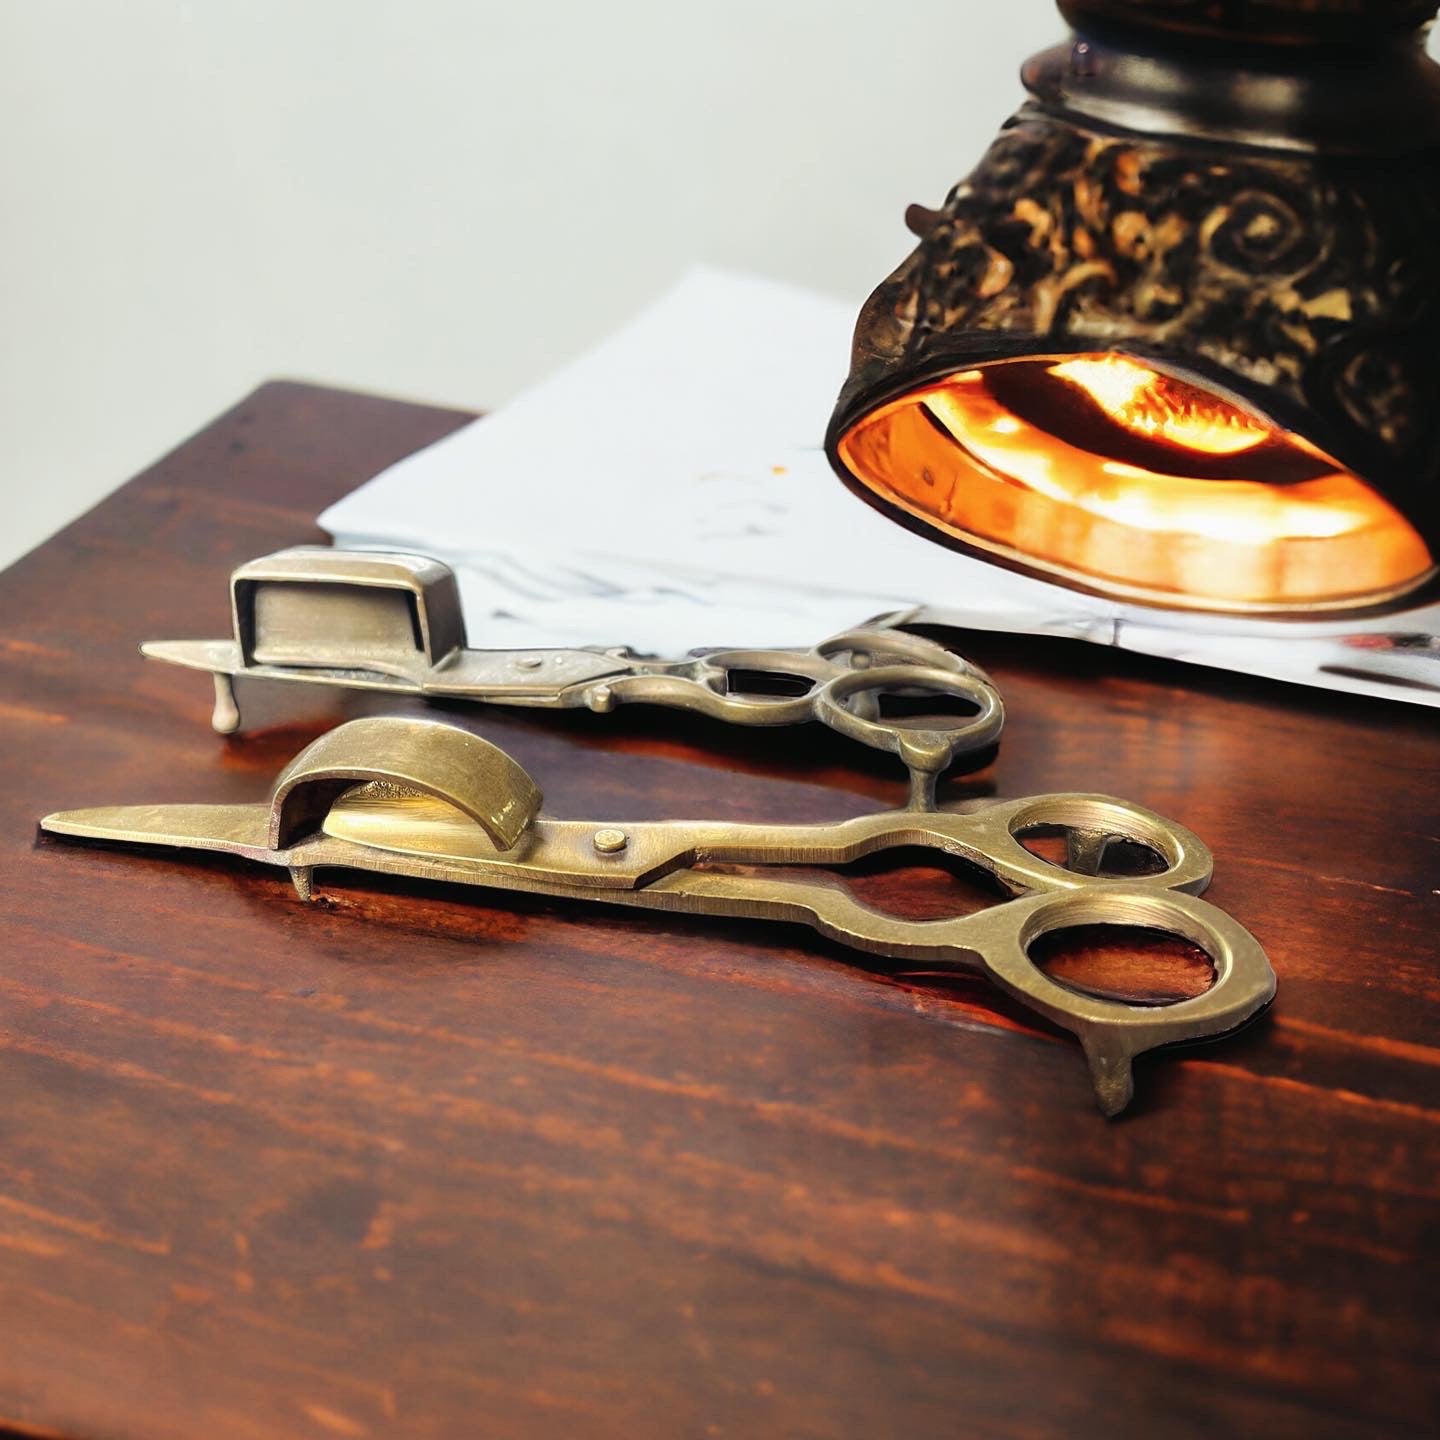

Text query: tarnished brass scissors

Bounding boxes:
[142,547,1002,807]
[41,716,1275,1116]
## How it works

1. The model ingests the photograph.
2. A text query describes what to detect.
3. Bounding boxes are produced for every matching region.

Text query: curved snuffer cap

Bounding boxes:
[827,1,1440,614]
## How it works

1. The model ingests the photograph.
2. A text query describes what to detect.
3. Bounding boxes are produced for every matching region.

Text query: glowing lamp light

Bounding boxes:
[837,355,1433,610]
[826,0,1440,615]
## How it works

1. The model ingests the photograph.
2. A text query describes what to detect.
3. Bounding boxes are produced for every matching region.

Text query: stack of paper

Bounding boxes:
[321,268,1440,707]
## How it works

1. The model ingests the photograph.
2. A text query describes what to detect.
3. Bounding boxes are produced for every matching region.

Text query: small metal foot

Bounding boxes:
[906,767,940,812]
[289,866,315,902]
[1083,1040,1135,1118]
[211,673,241,735]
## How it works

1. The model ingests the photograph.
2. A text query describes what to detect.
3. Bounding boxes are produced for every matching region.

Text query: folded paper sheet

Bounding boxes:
[321,268,1440,707]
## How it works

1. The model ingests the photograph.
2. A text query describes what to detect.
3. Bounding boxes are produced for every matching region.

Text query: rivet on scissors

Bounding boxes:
[515,655,544,671]
[592,827,628,855]
[585,685,615,713]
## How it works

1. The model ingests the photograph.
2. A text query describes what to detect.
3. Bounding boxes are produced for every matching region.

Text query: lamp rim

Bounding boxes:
[827,348,1440,619]
[1022,33,1440,158]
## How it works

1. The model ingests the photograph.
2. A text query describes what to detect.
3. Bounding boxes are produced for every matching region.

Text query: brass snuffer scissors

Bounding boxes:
[142,547,1002,809]
[41,716,1276,1116]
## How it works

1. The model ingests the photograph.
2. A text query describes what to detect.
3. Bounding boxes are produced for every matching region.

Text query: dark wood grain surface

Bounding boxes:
[1,382,1436,1440]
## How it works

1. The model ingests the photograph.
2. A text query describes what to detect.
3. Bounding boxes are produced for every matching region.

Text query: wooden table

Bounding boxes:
[1,382,1436,1440]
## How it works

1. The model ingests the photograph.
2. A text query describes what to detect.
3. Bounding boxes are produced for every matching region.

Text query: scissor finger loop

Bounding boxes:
[954,793,1213,895]
[970,885,1275,1116]
[588,648,1008,806]
[812,664,1005,808]
[816,626,996,689]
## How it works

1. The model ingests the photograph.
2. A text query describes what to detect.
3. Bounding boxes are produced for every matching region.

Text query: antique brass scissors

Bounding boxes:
[142,548,1002,808]
[41,716,1275,1116]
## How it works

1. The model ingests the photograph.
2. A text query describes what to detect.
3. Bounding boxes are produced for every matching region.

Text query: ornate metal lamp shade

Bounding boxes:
[827,0,1440,613]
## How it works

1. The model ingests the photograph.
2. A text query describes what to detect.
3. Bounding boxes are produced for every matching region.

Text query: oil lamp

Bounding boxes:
[827,0,1440,613]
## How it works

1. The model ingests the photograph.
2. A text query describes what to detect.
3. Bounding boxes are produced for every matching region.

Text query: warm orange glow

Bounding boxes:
[837,354,1434,611]
[1046,356,1270,457]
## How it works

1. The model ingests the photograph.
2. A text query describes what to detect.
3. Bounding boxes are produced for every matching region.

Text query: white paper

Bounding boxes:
[321,266,1440,708]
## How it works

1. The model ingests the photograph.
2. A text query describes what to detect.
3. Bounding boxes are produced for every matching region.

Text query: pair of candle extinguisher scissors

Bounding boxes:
[138,547,1004,809]
[42,549,1275,1115]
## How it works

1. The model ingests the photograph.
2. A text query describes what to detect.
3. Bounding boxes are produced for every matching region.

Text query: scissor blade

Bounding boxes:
[40,803,271,855]
[429,648,631,700]
[141,638,245,674]
[142,638,418,694]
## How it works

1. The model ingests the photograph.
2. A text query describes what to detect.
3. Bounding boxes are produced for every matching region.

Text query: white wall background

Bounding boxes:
[2,2,1115,567]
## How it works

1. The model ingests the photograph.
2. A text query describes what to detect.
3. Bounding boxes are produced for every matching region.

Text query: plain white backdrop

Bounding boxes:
[14,3,1432,572]
[0,0,1072,568]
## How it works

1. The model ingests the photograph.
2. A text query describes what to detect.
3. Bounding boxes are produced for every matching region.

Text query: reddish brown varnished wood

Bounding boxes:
[0,382,1437,1440]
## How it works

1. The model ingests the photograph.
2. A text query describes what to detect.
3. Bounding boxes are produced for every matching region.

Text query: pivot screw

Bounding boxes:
[516,655,544,671]
[592,827,628,855]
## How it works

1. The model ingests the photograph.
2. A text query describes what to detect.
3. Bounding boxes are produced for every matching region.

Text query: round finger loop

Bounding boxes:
[815,665,1005,769]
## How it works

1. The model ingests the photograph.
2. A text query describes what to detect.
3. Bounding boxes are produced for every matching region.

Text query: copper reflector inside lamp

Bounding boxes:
[828,0,1440,615]
[839,354,1432,610]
